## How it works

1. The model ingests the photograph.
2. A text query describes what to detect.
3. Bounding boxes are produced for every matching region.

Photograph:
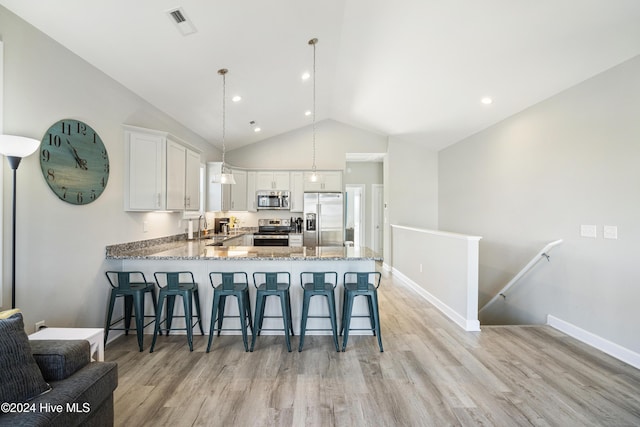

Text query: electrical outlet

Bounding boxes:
[35,320,46,332]
[143,221,149,233]
[419,263,423,273]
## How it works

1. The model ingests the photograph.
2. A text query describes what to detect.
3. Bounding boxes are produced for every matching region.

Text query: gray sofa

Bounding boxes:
[0,313,118,427]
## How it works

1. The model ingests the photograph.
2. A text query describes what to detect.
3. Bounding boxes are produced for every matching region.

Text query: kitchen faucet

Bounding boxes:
[197,215,207,245]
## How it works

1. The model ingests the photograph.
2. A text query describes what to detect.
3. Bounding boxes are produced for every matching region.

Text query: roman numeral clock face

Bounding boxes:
[39,119,110,205]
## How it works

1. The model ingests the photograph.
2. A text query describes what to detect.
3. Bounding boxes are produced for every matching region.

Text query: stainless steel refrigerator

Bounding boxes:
[303,192,344,247]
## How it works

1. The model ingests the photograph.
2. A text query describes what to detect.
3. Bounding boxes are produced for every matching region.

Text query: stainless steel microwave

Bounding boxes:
[256,191,290,210]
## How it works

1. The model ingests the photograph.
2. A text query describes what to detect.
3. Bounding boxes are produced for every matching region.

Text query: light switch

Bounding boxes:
[603,225,618,240]
[580,225,597,238]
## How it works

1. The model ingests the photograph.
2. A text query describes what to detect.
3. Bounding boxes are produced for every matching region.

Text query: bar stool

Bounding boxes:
[104,271,159,352]
[251,272,295,352]
[207,272,254,352]
[340,272,383,352]
[298,272,340,352]
[150,271,204,352]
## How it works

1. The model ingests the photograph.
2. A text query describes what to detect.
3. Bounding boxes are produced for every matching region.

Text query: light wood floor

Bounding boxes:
[106,271,640,426]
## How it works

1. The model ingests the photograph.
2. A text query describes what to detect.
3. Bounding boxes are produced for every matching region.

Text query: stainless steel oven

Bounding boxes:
[253,218,291,246]
[253,234,289,246]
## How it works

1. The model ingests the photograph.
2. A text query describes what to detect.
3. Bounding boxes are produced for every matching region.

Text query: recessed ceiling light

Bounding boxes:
[232,95,242,102]
[254,127,261,133]
[304,110,312,116]
[301,72,311,81]
[481,97,493,105]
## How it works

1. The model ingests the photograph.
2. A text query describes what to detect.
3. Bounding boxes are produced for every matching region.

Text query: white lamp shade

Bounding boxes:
[211,173,236,185]
[0,135,40,158]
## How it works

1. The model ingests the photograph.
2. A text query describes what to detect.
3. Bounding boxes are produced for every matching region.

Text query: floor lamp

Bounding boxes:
[0,135,40,309]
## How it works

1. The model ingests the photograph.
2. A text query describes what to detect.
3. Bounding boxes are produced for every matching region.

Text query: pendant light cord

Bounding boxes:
[218,68,228,173]
[309,38,318,174]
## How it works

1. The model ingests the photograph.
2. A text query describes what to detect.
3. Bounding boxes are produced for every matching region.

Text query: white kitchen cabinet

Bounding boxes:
[207,163,247,211]
[303,170,343,192]
[247,171,257,212]
[289,171,304,212]
[228,169,247,211]
[184,148,201,211]
[124,126,200,211]
[289,234,303,247]
[256,171,290,190]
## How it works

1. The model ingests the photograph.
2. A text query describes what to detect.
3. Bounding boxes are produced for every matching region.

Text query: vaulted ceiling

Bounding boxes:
[2,0,640,151]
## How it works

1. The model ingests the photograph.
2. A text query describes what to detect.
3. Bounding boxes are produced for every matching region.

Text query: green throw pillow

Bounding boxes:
[0,313,51,402]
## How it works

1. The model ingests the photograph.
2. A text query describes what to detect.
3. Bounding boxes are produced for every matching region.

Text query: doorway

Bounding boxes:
[345,185,365,247]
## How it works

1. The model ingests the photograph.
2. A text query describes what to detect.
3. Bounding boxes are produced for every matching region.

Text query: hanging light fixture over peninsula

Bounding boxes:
[211,68,236,184]
[308,37,319,182]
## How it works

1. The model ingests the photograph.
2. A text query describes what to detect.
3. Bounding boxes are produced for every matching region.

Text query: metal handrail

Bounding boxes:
[479,239,563,313]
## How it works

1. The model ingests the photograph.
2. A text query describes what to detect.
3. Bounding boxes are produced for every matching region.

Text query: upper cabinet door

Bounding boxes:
[125,131,166,211]
[256,171,290,190]
[124,125,201,212]
[303,171,343,192]
[184,148,201,211]
[166,140,187,211]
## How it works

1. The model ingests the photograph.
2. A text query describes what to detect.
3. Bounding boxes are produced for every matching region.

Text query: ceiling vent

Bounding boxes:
[166,7,197,36]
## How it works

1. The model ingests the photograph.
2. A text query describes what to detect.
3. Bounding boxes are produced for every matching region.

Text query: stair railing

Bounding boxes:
[479,239,563,313]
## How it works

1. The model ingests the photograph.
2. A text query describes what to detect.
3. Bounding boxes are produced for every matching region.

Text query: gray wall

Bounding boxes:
[0,7,218,330]
[439,55,640,354]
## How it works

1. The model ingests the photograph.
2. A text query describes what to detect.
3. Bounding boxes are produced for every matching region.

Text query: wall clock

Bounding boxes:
[39,119,110,205]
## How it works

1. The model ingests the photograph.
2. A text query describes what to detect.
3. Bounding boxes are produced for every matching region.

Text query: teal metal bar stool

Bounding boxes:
[340,272,383,352]
[251,272,294,352]
[150,271,204,352]
[207,272,254,352]
[298,271,340,352]
[104,271,159,352]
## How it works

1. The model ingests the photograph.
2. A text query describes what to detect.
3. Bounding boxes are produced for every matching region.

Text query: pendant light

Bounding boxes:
[308,38,319,182]
[212,68,236,184]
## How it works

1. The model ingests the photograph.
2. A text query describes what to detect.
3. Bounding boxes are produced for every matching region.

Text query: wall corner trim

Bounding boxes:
[392,267,481,332]
[547,315,640,370]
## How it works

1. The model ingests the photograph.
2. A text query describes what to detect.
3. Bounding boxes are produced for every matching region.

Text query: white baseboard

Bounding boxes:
[391,267,480,332]
[547,315,640,370]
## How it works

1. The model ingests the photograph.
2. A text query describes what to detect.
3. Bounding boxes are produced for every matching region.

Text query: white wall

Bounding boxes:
[384,136,438,264]
[439,55,640,354]
[0,7,218,330]
[225,119,388,170]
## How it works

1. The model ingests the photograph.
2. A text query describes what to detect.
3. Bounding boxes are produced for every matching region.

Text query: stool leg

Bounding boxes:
[149,287,161,336]
[244,291,254,335]
[237,293,249,352]
[298,291,311,351]
[279,292,292,352]
[367,294,376,336]
[371,291,383,352]
[165,295,176,336]
[104,291,118,345]
[207,292,221,353]
[327,292,340,353]
[341,292,355,352]
[251,292,265,352]
[124,295,133,335]
[339,287,347,336]
[193,289,205,335]
[150,293,166,353]
[286,291,295,336]
[133,292,145,352]
[183,291,194,351]
[217,296,227,336]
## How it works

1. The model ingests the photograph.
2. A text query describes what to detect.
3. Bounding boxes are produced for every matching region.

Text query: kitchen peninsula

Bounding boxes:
[105,234,382,335]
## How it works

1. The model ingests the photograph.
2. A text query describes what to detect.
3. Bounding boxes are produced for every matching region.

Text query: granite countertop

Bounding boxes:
[106,234,382,261]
